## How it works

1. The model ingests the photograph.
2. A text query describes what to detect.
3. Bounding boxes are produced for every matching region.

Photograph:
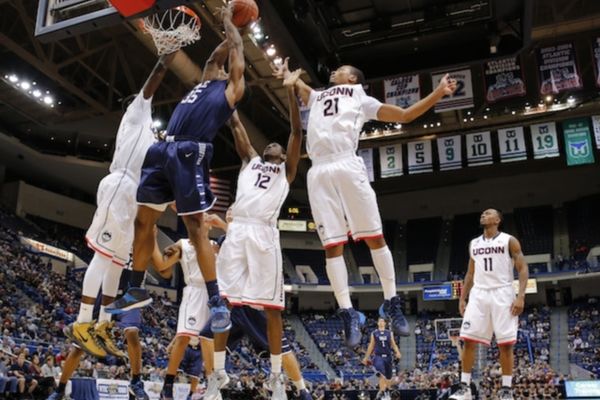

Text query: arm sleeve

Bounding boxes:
[362,95,383,120]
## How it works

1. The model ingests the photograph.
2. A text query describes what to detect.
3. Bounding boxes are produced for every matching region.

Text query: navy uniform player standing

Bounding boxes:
[362,318,401,400]
[107,6,246,334]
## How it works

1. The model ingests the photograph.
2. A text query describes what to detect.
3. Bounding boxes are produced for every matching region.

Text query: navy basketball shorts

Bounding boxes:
[199,306,291,354]
[180,347,203,379]
[137,140,216,215]
[373,354,393,379]
[116,309,142,331]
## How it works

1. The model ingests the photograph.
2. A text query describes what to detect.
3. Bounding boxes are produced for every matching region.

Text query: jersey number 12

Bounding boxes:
[254,173,271,189]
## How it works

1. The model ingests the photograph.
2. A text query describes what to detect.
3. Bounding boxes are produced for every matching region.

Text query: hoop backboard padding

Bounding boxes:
[35,0,190,43]
[108,0,155,18]
[434,318,463,342]
[143,6,201,55]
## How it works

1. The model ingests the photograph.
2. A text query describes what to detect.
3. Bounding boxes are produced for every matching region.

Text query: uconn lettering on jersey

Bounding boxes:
[251,163,281,174]
[472,246,505,256]
[316,86,354,101]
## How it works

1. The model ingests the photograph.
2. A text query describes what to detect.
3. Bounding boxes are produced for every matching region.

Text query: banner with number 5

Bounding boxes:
[431,69,474,113]
[530,122,559,159]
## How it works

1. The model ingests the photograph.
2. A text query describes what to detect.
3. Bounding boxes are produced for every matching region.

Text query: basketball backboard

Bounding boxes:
[35,0,188,43]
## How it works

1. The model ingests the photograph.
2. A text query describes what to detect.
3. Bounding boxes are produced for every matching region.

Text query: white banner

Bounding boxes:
[278,219,307,232]
[437,135,462,171]
[97,379,129,400]
[431,69,474,113]
[20,236,74,262]
[591,115,600,149]
[384,74,420,108]
[497,127,527,163]
[379,144,403,178]
[143,382,190,400]
[407,140,433,174]
[466,132,493,166]
[530,122,560,159]
[358,148,375,182]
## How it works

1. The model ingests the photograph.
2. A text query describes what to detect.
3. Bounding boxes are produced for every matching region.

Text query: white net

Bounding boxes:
[143,6,201,56]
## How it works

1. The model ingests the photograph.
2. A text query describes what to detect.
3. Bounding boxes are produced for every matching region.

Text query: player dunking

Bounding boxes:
[205,68,304,400]
[450,209,529,400]
[274,60,457,345]
[107,6,246,334]
[68,53,175,360]
[362,318,401,400]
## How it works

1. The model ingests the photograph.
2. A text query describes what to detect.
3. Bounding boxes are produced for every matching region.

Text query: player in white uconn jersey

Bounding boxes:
[205,69,304,400]
[150,225,211,400]
[273,59,456,346]
[450,209,529,400]
[68,53,176,361]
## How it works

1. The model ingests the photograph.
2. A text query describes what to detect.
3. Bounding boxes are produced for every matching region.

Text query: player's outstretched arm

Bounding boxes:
[227,111,257,163]
[222,6,245,108]
[271,58,313,107]
[284,69,304,183]
[142,52,177,100]
[376,73,457,123]
[151,235,181,279]
[205,213,228,232]
[202,39,229,81]
[459,257,475,317]
[390,334,402,359]
[362,333,375,365]
[510,237,529,316]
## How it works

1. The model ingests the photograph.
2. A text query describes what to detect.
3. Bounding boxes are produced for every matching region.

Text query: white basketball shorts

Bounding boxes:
[307,152,383,248]
[86,171,137,266]
[176,285,210,336]
[217,218,284,310]
[459,285,518,346]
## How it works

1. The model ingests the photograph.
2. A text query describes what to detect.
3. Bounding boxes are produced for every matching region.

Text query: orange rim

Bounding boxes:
[175,5,200,24]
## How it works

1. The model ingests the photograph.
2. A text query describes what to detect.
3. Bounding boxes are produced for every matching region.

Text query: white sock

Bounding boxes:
[214,351,226,371]
[325,256,352,309]
[502,375,512,387]
[370,246,397,300]
[293,379,306,391]
[270,354,282,374]
[77,303,94,324]
[461,372,471,385]
[98,306,112,323]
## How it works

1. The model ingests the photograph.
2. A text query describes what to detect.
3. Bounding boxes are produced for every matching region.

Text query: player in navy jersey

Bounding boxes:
[362,318,401,400]
[107,6,246,335]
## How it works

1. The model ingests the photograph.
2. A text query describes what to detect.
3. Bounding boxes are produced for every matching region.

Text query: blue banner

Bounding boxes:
[423,284,453,301]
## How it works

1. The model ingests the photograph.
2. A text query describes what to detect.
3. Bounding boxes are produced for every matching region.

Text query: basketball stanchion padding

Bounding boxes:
[109,0,156,18]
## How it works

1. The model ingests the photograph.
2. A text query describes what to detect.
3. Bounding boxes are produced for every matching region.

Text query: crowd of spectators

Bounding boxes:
[568,297,600,376]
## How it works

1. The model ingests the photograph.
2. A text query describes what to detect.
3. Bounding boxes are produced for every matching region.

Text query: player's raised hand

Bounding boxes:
[459,297,467,317]
[437,73,457,96]
[163,244,181,258]
[205,213,227,230]
[361,357,371,366]
[511,296,525,316]
[216,5,233,23]
[271,57,290,80]
[283,68,304,87]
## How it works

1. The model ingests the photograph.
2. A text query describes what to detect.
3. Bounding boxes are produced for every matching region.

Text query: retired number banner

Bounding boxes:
[563,118,595,166]
[484,56,526,103]
[437,135,462,171]
[591,115,600,149]
[379,144,403,178]
[497,127,527,163]
[431,69,474,113]
[358,148,375,182]
[593,38,600,88]
[466,132,493,166]
[531,122,559,159]
[537,43,582,94]
[384,74,420,108]
[407,140,433,174]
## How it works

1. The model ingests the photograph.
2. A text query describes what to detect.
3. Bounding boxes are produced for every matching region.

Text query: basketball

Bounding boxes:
[230,0,259,28]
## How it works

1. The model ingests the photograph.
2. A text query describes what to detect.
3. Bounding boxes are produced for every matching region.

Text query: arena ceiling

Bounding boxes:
[1,0,600,203]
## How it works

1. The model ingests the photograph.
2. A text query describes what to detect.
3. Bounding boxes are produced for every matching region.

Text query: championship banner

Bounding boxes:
[358,148,375,182]
[466,132,493,166]
[563,118,595,166]
[407,140,433,174]
[497,127,527,163]
[379,144,403,178]
[437,135,462,171]
[484,56,526,103]
[384,74,420,108]
[537,43,582,94]
[592,38,600,87]
[531,122,559,159]
[431,69,473,113]
[591,115,600,149]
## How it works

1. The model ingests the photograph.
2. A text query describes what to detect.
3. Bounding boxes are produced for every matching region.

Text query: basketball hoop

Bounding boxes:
[143,6,201,56]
